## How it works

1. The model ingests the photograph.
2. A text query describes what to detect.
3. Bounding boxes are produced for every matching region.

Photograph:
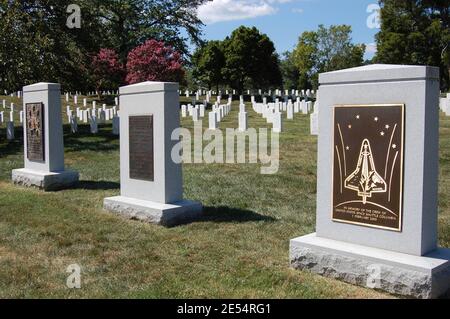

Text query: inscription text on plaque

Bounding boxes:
[26,102,45,162]
[332,104,404,231]
[129,115,154,181]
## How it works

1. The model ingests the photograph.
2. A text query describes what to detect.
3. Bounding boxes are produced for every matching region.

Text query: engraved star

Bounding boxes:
[380,131,385,136]
[374,117,379,122]
[346,146,350,151]
[348,124,352,129]
[385,125,390,130]
[356,115,360,119]
[392,144,397,149]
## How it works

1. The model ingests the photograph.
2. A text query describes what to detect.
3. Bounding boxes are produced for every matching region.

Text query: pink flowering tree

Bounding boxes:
[126,39,185,84]
[91,48,125,96]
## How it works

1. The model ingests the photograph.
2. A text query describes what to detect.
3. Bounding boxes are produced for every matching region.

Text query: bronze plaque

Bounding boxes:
[26,103,45,162]
[129,115,154,181]
[332,104,404,232]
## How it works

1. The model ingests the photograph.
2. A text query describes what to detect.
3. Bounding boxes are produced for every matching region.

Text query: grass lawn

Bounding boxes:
[0,95,449,298]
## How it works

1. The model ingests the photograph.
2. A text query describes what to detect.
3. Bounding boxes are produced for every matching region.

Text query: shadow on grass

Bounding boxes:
[72,180,120,191]
[63,124,119,153]
[0,126,24,158]
[175,206,277,226]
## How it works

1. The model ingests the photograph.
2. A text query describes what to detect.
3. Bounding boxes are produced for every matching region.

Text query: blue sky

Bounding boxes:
[197,0,380,59]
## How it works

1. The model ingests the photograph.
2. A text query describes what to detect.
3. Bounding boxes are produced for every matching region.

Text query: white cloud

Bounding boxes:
[198,0,292,24]
[267,0,294,3]
[291,8,304,14]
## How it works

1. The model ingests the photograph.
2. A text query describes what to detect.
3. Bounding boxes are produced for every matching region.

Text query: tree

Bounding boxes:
[221,26,282,93]
[93,0,208,61]
[126,39,185,84]
[91,49,125,95]
[292,31,318,89]
[292,25,366,89]
[0,0,101,92]
[191,41,225,91]
[280,51,301,90]
[0,0,208,92]
[375,0,450,90]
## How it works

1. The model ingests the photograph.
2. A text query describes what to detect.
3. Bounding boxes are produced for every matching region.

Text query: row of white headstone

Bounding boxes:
[2,91,22,98]
[5,90,118,100]
[65,94,119,107]
[66,104,119,135]
[439,93,450,116]
[1,103,119,141]
[1,99,20,140]
[251,97,317,133]
[182,88,317,99]
[181,103,206,121]
[64,90,118,97]
[209,101,232,130]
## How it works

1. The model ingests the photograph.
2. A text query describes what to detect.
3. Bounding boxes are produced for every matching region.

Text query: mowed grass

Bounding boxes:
[0,95,449,299]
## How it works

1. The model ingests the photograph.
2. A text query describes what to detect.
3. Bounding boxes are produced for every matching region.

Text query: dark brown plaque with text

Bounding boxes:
[26,103,45,162]
[129,115,154,181]
[332,104,404,231]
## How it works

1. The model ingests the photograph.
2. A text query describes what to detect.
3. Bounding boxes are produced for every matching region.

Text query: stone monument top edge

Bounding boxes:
[23,82,61,92]
[120,81,179,95]
[319,64,440,85]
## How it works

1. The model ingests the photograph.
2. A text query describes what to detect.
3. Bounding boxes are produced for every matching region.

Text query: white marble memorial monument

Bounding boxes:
[290,65,450,299]
[103,82,202,227]
[12,83,79,191]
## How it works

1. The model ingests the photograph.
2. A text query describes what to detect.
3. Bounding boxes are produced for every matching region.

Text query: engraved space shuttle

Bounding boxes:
[344,139,387,204]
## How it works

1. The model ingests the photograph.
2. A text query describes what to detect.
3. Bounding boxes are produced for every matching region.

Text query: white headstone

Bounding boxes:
[90,115,98,134]
[209,111,217,130]
[199,104,205,118]
[310,112,319,136]
[70,115,78,133]
[99,109,106,123]
[238,111,248,132]
[112,116,120,135]
[192,107,199,122]
[272,112,282,133]
[6,121,14,140]
[287,102,294,120]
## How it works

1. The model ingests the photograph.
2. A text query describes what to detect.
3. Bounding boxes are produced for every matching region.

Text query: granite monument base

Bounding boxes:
[290,233,450,299]
[12,168,79,191]
[103,196,203,227]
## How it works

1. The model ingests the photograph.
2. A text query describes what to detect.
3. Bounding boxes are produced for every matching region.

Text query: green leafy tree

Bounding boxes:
[0,0,104,92]
[375,0,450,90]
[292,25,366,89]
[93,0,208,61]
[280,51,301,90]
[191,41,225,91]
[0,0,208,92]
[222,26,282,93]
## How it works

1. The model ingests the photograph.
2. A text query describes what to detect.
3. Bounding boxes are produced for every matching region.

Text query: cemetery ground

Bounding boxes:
[0,95,449,299]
